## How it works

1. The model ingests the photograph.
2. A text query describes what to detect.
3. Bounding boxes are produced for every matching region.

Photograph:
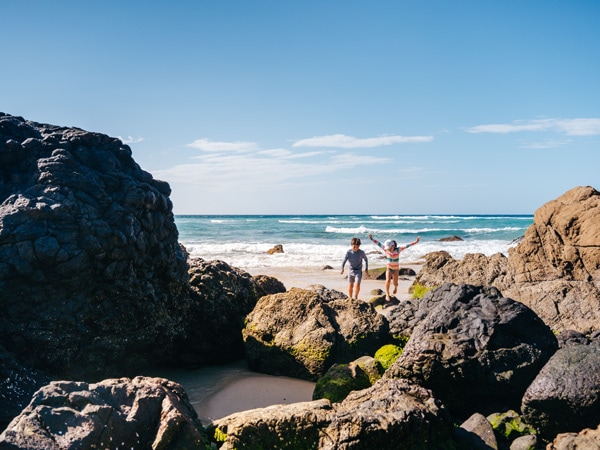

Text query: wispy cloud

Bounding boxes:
[292,133,433,148]
[119,136,144,144]
[155,138,391,191]
[187,138,259,152]
[521,139,573,149]
[467,118,600,136]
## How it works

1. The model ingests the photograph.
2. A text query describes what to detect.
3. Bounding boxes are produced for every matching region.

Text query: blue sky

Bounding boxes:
[2,1,599,215]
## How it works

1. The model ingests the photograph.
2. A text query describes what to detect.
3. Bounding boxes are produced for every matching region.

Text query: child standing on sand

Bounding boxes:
[368,233,420,301]
[340,237,368,300]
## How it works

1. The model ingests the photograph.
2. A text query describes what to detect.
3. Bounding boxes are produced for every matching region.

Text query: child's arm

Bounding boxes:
[341,251,348,274]
[399,236,421,252]
[368,233,384,250]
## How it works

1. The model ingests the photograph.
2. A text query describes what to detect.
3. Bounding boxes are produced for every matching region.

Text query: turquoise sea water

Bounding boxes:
[175,214,533,269]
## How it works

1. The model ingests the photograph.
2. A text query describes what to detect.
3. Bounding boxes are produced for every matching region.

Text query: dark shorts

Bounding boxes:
[348,269,363,284]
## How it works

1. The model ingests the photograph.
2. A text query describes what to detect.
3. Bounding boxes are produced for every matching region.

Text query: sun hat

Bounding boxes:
[383,239,394,250]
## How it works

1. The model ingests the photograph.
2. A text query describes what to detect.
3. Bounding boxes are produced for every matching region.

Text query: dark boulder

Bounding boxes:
[385,283,558,418]
[521,344,600,439]
[0,113,189,379]
[168,258,261,367]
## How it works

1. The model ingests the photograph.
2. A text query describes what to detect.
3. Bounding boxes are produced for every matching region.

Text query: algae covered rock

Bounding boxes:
[374,343,404,372]
[242,287,392,380]
[486,410,536,447]
[312,360,372,403]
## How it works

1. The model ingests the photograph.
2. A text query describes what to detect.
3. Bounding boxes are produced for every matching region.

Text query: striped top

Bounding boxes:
[370,237,416,270]
[370,238,400,270]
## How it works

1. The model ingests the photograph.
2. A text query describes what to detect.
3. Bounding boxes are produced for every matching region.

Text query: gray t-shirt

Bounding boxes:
[342,249,368,272]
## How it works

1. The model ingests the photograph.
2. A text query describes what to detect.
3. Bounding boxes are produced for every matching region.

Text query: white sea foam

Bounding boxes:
[182,239,517,269]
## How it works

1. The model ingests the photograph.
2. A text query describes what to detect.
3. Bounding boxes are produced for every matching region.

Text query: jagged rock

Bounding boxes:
[413,251,511,291]
[508,185,600,284]
[242,287,393,381]
[548,423,600,450]
[385,297,425,336]
[0,377,206,449]
[385,284,558,418]
[0,113,189,379]
[207,378,456,449]
[521,344,600,439]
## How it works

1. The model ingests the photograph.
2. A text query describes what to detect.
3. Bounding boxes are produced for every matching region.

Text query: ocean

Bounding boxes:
[175,214,533,270]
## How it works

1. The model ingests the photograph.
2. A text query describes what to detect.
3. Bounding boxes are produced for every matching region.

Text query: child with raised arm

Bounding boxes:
[368,233,420,301]
[340,237,368,300]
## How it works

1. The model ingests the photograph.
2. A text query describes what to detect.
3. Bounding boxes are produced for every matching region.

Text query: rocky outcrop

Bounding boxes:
[0,113,190,379]
[242,287,394,381]
[413,186,600,333]
[385,283,558,419]
[0,377,206,449]
[503,189,600,333]
[207,378,455,449]
[521,344,600,439]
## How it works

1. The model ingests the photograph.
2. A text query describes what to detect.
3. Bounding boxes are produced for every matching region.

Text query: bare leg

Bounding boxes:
[348,282,354,299]
[385,269,391,300]
[392,271,399,296]
[354,282,361,299]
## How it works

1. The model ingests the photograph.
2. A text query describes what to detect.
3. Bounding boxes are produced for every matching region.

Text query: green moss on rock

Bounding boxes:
[313,362,371,403]
[374,344,403,372]
[487,410,536,443]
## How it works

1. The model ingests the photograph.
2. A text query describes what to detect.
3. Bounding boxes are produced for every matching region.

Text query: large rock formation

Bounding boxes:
[0,113,190,379]
[413,186,600,333]
[503,185,600,332]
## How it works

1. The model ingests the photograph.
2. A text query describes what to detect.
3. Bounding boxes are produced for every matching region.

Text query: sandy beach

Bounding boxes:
[242,262,424,303]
